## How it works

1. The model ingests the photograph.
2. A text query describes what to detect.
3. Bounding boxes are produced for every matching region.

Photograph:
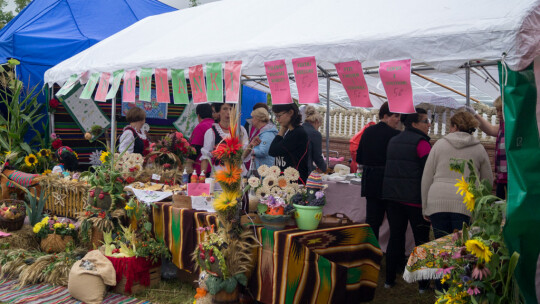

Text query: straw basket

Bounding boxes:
[90,227,104,249]
[41,234,74,253]
[40,177,89,218]
[0,199,26,231]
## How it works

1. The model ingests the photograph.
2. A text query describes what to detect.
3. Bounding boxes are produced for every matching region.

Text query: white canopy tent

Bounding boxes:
[43,0,540,162]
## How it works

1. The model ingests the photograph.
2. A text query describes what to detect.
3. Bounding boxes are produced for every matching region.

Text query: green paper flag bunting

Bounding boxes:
[80,72,100,100]
[56,74,79,97]
[171,69,189,104]
[206,62,223,102]
[106,70,125,100]
[139,68,153,102]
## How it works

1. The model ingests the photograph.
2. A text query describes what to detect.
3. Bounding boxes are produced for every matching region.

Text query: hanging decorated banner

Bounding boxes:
[123,70,137,102]
[139,68,153,102]
[59,83,110,134]
[379,59,415,113]
[206,62,223,102]
[171,69,189,104]
[189,65,207,104]
[335,61,372,108]
[80,72,99,100]
[264,59,292,104]
[105,70,124,100]
[155,68,170,103]
[224,61,242,103]
[292,56,319,104]
[56,74,79,97]
[94,72,111,102]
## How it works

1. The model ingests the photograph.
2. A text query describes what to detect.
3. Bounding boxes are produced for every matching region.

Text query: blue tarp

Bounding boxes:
[0,0,176,139]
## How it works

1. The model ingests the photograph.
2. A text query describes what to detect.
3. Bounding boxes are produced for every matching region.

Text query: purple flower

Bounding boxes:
[472,264,491,280]
[439,251,450,259]
[315,191,324,199]
[467,286,480,296]
[461,275,471,283]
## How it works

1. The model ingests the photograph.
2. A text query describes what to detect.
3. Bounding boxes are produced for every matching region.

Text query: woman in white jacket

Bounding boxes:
[421,111,493,239]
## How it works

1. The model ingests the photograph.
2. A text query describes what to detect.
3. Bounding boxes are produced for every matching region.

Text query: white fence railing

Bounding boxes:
[317,104,498,142]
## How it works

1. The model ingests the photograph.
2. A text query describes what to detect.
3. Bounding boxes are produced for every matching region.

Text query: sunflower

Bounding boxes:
[215,163,242,185]
[24,154,38,167]
[42,169,52,175]
[464,191,475,212]
[100,151,110,163]
[465,239,492,262]
[38,149,51,158]
[213,191,239,212]
[455,176,469,196]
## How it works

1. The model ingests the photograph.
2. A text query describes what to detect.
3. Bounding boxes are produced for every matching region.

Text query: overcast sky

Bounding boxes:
[4,0,219,13]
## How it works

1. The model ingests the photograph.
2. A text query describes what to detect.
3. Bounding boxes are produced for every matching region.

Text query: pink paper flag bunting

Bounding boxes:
[379,59,415,113]
[292,56,319,104]
[155,68,171,103]
[335,61,372,108]
[224,61,242,103]
[94,72,111,102]
[264,59,292,104]
[189,65,207,104]
[122,70,137,103]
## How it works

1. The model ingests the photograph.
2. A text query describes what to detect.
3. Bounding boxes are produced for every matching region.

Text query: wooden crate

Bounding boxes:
[113,266,161,295]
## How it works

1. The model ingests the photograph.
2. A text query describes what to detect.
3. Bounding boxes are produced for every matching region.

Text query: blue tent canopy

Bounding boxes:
[0,0,176,136]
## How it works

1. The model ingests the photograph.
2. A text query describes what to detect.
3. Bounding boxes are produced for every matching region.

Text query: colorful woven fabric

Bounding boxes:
[253,224,382,304]
[403,234,456,282]
[0,279,150,304]
[152,202,217,272]
[6,171,39,188]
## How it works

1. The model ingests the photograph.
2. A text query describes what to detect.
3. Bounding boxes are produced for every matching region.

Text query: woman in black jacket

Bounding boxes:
[269,103,309,184]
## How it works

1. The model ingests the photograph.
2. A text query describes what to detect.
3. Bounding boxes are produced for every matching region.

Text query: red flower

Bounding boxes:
[49,98,60,109]
[129,167,136,172]
[98,193,105,199]
[163,163,171,169]
[51,138,63,150]
[212,136,242,160]
[125,177,135,184]
[98,211,106,219]
[116,177,124,183]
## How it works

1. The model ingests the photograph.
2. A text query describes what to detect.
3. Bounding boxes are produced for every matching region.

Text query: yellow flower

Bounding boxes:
[464,191,475,212]
[24,154,38,167]
[53,223,62,229]
[441,274,450,284]
[125,205,134,210]
[73,151,78,159]
[466,239,492,262]
[41,217,49,224]
[69,224,75,229]
[455,176,469,196]
[42,169,52,175]
[33,223,43,234]
[213,191,239,212]
[100,151,110,163]
[38,149,50,158]
[426,261,434,267]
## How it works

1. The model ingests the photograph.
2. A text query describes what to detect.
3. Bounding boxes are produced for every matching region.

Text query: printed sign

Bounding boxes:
[171,69,190,104]
[59,84,110,134]
[379,59,415,113]
[139,68,153,102]
[94,72,111,102]
[155,68,171,103]
[292,56,319,104]
[264,59,292,104]
[335,61,372,108]
[224,61,242,103]
[122,70,137,102]
[189,65,207,103]
[188,183,211,196]
[206,62,223,102]
[121,88,168,119]
[105,70,124,100]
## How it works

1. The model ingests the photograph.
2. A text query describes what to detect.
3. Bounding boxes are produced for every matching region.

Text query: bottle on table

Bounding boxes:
[199,170,206,183]
[190,170,199,183]
[182,169,189,184]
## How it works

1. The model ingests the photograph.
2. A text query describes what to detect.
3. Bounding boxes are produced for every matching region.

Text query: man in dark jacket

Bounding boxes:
[382,107,432,291]
[356,102,400,240]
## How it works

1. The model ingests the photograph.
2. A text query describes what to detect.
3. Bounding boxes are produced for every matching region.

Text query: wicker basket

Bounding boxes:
[40,234,74,253]
[0,199,26,231]
[39,177,89,218]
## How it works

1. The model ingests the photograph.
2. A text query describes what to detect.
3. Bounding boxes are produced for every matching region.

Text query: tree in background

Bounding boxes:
[0,0,31,29]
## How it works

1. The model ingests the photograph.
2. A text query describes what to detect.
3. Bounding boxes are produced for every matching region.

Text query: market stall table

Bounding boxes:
[403,233,456,283]
[252,224,382,304]
[323,180,415,253]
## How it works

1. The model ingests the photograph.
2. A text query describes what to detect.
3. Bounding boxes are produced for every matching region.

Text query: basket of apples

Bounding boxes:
[0,199,26,231]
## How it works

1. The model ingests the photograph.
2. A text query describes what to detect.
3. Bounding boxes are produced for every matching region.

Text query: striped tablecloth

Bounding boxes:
[253,224,382,304]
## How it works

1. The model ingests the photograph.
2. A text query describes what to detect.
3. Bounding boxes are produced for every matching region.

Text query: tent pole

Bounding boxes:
[111,96,116,151]
[465,62,470,106]
[317,65,331,168]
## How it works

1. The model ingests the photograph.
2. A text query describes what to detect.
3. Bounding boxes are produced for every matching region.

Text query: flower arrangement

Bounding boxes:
[48,98,60,113]
[149,131,195,167]
[290,171,326,207]
[432,158,521,304]
[248,166,300,201]
[33,216,76,239]
[103,224,170,264]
